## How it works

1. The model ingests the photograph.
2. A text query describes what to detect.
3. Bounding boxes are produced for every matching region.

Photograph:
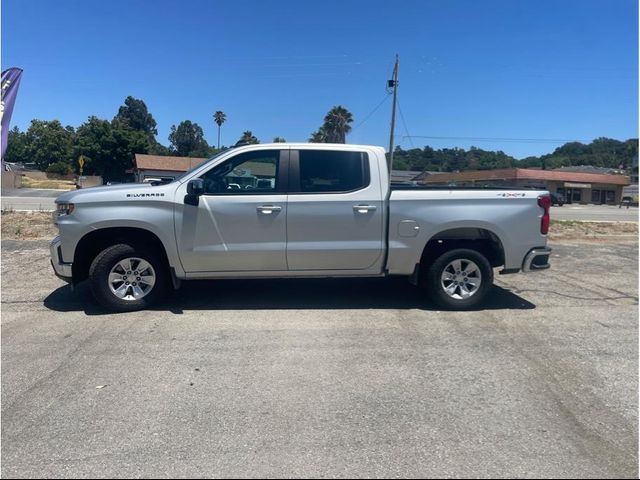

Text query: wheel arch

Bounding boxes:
[72,227,171,284]
[418,226,506,272]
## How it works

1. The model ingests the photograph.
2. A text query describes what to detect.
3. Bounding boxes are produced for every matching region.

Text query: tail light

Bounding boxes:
[538,195,551,234]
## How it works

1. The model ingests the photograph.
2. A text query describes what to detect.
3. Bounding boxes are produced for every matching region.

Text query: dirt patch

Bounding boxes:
[549,220,638,243]
[1,211,57,240]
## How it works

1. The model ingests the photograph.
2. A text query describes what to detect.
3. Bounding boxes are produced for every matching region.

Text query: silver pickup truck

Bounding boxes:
[50,143,552,312]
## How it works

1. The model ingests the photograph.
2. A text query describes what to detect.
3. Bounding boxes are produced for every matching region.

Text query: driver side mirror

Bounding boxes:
[185,178,205,206]
[187,178,204,196]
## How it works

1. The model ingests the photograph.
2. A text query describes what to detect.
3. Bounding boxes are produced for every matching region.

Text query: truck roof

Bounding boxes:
[231,143,385,151]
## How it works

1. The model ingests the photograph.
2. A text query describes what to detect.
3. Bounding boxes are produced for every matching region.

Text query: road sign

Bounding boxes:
[78,155,85,169]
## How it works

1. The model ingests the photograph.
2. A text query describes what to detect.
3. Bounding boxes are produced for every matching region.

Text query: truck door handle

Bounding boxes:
[353,204,377,214]
[257,205,282,214]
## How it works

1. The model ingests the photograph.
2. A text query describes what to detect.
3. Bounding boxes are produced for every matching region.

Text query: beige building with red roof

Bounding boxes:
[418,168,630,205]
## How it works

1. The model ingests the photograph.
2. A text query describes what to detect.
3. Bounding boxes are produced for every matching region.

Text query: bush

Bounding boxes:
[45,161,72,176]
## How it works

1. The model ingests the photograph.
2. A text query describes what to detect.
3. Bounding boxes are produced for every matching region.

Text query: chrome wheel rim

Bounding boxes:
[108,257,156,301]
[440,258,482,300]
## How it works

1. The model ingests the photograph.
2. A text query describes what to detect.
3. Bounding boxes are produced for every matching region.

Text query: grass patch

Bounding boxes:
[21,176,76,190]
[1,211,57,240]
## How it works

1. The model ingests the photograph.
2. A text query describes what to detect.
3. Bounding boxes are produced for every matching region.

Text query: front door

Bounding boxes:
[176,149,289,273]
[285,149,384,271]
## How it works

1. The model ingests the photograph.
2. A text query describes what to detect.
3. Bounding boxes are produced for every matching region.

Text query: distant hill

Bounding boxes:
[391,137,638,173]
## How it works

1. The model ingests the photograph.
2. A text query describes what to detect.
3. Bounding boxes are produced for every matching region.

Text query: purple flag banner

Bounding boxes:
[1,67,24,162]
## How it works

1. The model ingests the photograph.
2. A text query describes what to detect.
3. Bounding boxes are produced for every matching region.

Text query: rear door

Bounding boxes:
[286,148,384,271]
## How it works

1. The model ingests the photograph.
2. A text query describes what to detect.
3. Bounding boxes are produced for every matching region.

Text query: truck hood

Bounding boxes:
[56,183,172,204]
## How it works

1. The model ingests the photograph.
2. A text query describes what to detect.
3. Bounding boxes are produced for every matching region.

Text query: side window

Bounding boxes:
[298,150,369,193]
[200,150,279,195]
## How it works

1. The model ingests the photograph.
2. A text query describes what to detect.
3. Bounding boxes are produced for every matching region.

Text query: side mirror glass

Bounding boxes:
[187,178,204,196]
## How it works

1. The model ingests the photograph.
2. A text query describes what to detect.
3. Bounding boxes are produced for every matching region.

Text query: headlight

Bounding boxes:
[56,202,75,216]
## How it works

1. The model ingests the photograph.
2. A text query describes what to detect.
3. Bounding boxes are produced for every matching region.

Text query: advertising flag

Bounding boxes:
[1,67,24,162]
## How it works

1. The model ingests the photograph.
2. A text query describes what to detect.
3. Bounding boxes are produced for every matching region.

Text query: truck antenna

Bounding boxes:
[387,54,399,174]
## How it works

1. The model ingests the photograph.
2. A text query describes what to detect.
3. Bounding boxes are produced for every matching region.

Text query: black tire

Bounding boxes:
[423,248,493,310]
[89,243,168,312]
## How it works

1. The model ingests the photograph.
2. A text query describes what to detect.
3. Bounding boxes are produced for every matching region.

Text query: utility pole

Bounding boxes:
[388,54,399,174]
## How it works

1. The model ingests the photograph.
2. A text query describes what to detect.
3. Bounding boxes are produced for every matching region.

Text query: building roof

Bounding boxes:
[391,170,422,177]
[420,168,630,186]
[554,165,626,175]
[390,170,422,183]
[134,154,207,172]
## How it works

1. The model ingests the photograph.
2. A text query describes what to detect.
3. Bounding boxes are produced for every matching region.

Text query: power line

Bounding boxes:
[352,93,391,132]
[402,135,583,144]
[396,98,414,148]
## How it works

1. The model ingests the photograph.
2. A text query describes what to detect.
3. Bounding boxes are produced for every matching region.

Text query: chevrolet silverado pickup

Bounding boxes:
[50,143,552,311]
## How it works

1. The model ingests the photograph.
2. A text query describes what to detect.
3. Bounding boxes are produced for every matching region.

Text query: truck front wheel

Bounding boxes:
[424,248,493,310]
[89,243,167,312]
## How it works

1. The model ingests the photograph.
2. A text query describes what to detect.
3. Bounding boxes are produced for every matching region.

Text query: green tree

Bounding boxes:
[3,126,29,165]
[213,111,226,149]
[24,120,74,171]
[322,106,353,143]
[149,142,172,156]
[114,96,158,136]
[308,128,326,143]
[518,156,541,168]
[74,116,148,181]
[273,136,286,143]
[168,120,210,157]
[46,161,73,176]
[114,96,168,155]
[235,130,260,146]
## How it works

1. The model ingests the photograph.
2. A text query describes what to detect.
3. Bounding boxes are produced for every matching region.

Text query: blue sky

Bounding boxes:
[2,0,638,159]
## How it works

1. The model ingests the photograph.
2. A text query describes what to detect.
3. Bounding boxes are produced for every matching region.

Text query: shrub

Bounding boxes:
[45,161,72,176]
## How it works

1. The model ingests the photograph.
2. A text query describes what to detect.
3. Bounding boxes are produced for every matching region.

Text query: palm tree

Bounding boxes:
[235,130,259,146]
[213,111,226,149]
[308,128,326,143]
[323,106,353,143]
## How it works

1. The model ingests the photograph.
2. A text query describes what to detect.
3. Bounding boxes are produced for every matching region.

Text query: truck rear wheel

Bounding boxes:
[424,248,493,310]
[89,243,167,312]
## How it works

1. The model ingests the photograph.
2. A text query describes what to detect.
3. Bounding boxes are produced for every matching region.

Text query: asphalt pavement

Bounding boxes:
[1,239,637,478]
[1,188,64,211]
[551,204,638,222]
[1,188,67,197]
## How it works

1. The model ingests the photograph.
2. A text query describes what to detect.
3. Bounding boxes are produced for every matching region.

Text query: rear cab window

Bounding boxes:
[295,150,370,193]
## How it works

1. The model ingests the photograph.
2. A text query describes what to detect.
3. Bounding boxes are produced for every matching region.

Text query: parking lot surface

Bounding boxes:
[1,239,637,478]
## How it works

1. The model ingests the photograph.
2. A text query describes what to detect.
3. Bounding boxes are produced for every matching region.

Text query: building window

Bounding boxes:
[606,190,616,203]
[572,189,582,202]
[591,189,601,203]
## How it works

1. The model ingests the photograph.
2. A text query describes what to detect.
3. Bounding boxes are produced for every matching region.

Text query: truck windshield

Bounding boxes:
[171,150,228,183]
